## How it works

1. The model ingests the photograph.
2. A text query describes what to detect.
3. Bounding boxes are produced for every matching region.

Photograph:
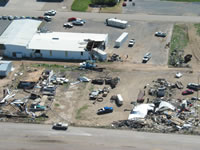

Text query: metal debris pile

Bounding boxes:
[112,78,200,134]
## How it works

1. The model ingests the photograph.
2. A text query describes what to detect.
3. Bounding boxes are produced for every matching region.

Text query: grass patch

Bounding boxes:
[89,84,94,91]
[76,104,89,120]
[31,63,78,71]
[100,1,122,13]
[71,0,91,11]
[169,24,189,66]
[55,103,60,107]
[166,0,200,2]
[194,23,200,36]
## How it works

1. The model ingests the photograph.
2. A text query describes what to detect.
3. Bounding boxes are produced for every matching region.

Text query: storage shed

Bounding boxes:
[0,61,12,77]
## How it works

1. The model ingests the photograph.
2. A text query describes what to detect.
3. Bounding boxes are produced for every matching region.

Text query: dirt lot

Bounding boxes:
[0,23,200,133]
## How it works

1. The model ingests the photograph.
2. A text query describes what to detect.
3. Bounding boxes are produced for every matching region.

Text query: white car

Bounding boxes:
[175,72,182,78]
[44,16,52,22]
[155,31,167,37]
[142,52,152,63]
[63,23,73,28]
[44,10,56,16]
[128,39,136,47]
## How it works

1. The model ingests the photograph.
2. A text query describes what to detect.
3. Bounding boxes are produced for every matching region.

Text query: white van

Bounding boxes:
[116,94,123,106]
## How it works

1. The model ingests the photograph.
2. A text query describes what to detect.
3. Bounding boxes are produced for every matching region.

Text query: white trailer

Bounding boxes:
[115,32,128,48]
[105,18,128,29]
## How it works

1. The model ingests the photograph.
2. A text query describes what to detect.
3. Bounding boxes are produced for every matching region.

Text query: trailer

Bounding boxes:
[105,18,128,29]
[115,32,128,48]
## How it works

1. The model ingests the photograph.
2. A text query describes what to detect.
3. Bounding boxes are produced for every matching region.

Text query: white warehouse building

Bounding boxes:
[0,20,108,61]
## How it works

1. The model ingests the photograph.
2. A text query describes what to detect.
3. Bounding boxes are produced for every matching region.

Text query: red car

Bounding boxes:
[38,16,44,20]
[182,89,194,95]
[68,17,77,22]
[122,2,127,7]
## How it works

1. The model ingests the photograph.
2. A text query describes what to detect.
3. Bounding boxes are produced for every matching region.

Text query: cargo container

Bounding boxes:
[115,32,128,48]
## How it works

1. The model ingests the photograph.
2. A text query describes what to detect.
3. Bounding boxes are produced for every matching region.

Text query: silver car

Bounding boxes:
[142,52,152,63]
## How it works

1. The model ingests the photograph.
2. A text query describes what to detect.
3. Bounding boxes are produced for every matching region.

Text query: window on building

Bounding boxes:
[0,44,5,50]
[81,52,83,56]
[12,52,16,57]
[65,51,68,57]
[35,50,40,53]
[50,50,52,56]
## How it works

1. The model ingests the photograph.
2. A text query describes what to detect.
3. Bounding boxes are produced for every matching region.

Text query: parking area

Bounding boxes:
[4,0,73,12]
[122,0,200,16]
[43,17,172,65]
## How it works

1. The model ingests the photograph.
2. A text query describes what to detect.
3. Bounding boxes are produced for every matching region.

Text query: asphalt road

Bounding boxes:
[123,0,200,16]
[1,6,200,23]
[0,122,199,150]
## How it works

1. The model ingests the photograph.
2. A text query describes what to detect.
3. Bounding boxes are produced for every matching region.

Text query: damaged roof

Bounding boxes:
[27,32,108,52]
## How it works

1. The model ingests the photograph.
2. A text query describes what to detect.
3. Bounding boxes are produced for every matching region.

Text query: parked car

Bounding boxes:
[44,16,52,22]
[68,17,77,22]
[122,2,127,7]
[92,78,104,85]
[63,23,73,28]
[38,16,44,20]
[187,83,200,91]
[2,16,7,20]
[44,10,56,16]
[97,107,113,115]
[52,122,68,130]
[175,72,182,78]
[8,15,14,20]
[20,16,26,19]
[155,31,167,37]
[182,89,194,95]
[25,16,31,19]
[89,90,99,100]
[142,52,152,63]
[72,20,84,26]
[128,39,136,47]
[14,16,20,20]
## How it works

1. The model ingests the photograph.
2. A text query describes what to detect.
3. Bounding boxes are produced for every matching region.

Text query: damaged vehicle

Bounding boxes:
[97,107,113,115]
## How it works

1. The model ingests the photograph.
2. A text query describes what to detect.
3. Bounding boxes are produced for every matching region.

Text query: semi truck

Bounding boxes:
[105,18,128,29]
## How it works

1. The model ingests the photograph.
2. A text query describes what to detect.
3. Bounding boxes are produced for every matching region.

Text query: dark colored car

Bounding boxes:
[155,31,167,37]
[182,89,194,95]
[38,16,44,20]
[122,2,127,7]
[187,83,200,91]
[92,79,104,85]
[52,122,68,130]
[97,107,113,115]
[2,16,7,20]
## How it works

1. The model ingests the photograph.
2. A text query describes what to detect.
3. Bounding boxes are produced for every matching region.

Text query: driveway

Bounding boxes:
[123,0,200,16]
